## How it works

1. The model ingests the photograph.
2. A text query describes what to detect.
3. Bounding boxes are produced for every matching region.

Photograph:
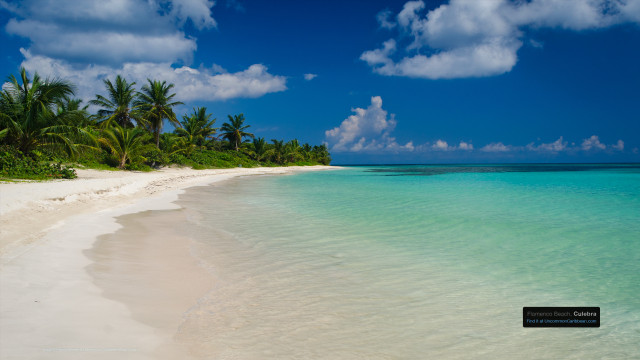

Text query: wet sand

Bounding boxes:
[0,166,338,359]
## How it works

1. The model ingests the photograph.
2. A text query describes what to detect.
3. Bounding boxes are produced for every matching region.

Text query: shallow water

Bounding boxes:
[173,165,640,359]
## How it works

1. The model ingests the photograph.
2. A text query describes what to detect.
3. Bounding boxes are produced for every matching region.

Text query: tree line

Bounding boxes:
[0,69,331,179]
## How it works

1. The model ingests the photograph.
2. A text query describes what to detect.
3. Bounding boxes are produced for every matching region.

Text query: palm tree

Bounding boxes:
[89,75,137,128]
[267,139,284,164]
[312,144,331,165]
[135,79,183,148]
[284,139,303,163]
[0,68,94,157]
[220,113,254,151]
[252,137,267,161]
[98,125,150,169]
[301,143,312,161]
[175,107,216,148]
[160,133,189,157]
[56,96,95,128]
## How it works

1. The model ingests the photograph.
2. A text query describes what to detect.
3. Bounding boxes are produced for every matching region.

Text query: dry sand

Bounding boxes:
[0,166,338,359]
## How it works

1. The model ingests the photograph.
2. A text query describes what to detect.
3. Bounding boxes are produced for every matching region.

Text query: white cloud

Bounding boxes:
[432,139,473,151]
[581,135,607,151]
[481,142,511,152]
[20,49,286,102]
[363,39,520,79]
[5,0,289,102]
[168,0,217,29]
[377,9,396,29]
[509,0,630,30]
[304,73,318,81]
[458,141,473,150]
[612,140,624,151]
[362,0,640,79]
[4,0,207,66]
[621,0,640,22]
[360,39,397,72]
[526,136,567,152]
[475,136,625,154]
[7,19,197,65]
[432,139,451,151]
[325,96,413,153]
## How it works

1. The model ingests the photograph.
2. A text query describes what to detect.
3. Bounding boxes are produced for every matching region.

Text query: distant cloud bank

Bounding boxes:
[1,0,286,102]
[362,0,640,79]
[325,97,625,157]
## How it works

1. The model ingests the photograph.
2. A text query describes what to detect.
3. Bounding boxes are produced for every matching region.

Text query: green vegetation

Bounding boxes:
[0,69,331,180]
[89,75,138,128]
[220,113,253,151]
[0,146,77,179]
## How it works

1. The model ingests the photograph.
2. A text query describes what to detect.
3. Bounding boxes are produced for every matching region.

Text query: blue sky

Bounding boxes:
[1,0,639,164]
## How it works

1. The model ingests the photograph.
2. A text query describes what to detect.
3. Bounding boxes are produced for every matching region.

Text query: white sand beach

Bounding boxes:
[0,166,337,359]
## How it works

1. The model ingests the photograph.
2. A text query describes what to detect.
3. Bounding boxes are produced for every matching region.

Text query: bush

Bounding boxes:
[0,146,77,179]
[74,148,119,170]
[143,147,169,168]
[187,149,260,168]
[125,162,153,171]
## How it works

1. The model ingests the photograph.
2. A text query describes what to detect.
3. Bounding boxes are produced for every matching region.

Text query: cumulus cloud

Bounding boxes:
[526,136,567,152]
[3,0,289,102]
[168,0,217,29]
[362,0,640,79]
[431,139,474,151]
[304,73,318,81]
[325,96,414,153]
[581,135,607,151]
[7,20,197,65]
[612,140,624,151]
[20,49,286,102]
[432,139,452,151]
[458,141,473,150]
[3,0,210,66]
[481,142,511,152]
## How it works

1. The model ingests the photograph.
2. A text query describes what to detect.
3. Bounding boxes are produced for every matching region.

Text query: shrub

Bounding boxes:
[0,146,77,179]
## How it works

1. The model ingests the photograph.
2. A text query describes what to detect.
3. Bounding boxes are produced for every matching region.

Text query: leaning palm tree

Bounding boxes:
[89,75,137,128]
[0,68,94,157]
[220,113,254,151]
[175,107,216,148]
[98,125,150,169]
[135,79,183,148]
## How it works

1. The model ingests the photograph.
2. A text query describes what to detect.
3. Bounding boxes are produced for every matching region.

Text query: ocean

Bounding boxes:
[172,165,640,359]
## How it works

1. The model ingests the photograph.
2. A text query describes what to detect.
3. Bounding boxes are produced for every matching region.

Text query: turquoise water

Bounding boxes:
[176,165,640,359]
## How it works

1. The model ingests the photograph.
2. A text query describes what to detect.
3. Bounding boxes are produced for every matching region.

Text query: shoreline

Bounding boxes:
[0,165,339,359]
[0,165,340,259]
